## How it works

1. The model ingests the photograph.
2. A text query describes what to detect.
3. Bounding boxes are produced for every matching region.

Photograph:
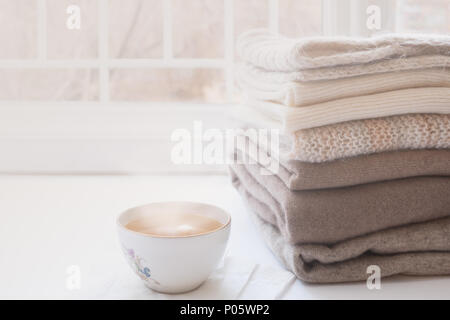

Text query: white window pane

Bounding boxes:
[173,0,224,58]
[109,0,163,58]
[233,0,270,101]
[110,69,225,102]
[0,0,37,59]
[234,0,269,38]
[47,0,98,59]
[396,0,450,34]
[279,0,322,37]
[0,69,98,100]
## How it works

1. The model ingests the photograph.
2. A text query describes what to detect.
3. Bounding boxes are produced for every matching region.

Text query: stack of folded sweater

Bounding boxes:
[230,30,450,283]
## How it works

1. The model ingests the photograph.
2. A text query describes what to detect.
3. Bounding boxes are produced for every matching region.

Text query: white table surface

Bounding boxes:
[0,174,449,300]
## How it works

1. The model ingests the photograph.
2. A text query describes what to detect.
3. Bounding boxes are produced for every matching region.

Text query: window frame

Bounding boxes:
[0,0,399,173]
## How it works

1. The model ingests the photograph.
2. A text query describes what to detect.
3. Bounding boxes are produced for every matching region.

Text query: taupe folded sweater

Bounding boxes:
[231,161,450,282]
[230,162,450,244]
[234,144,450,190]
[249,208,450,283]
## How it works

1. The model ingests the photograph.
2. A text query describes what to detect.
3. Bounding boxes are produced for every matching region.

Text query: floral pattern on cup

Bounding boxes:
[122,246,160,286]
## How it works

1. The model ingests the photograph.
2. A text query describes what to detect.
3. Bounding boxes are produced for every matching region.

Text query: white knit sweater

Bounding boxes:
[237,29,450,72]
[236,67,450,107]
[236,87,450,132]
[239,55,450,83]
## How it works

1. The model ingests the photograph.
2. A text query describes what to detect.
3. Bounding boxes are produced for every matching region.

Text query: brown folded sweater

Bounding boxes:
[235,140,450,190]
[230,162,450,244]
[249,208,450,283]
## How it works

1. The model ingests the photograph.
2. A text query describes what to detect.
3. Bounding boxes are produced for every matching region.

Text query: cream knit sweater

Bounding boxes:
[237,87,450,131]
[240,114,450,163]
[237,67,450,107]
[240,55,450,83]
[237,29,450,72]
[290,114,450,162]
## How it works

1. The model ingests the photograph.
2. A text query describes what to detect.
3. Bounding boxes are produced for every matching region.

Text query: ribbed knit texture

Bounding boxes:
[237,67,450,107]
[237,87,450,131]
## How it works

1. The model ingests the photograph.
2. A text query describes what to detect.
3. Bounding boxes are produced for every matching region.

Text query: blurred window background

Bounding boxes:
[0,0,448,173]
[0,0,447,103]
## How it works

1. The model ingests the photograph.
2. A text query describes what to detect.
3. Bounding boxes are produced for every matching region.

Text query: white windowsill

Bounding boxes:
[0,102,233,173]
[1,174,448,299]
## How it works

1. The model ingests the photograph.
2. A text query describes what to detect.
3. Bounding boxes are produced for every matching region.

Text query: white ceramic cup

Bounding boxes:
[116,201,231,294]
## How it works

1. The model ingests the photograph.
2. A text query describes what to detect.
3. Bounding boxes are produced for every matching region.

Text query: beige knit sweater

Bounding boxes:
[237,67,450,107]
[240,55,450,83]
[289,114,450,162]
[237,87,450,131]
[237,29,450,72]
[240,113,450,163]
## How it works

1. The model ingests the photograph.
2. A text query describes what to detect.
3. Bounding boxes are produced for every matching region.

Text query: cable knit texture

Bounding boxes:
[290,114,450,162]
[237,29,450,72]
